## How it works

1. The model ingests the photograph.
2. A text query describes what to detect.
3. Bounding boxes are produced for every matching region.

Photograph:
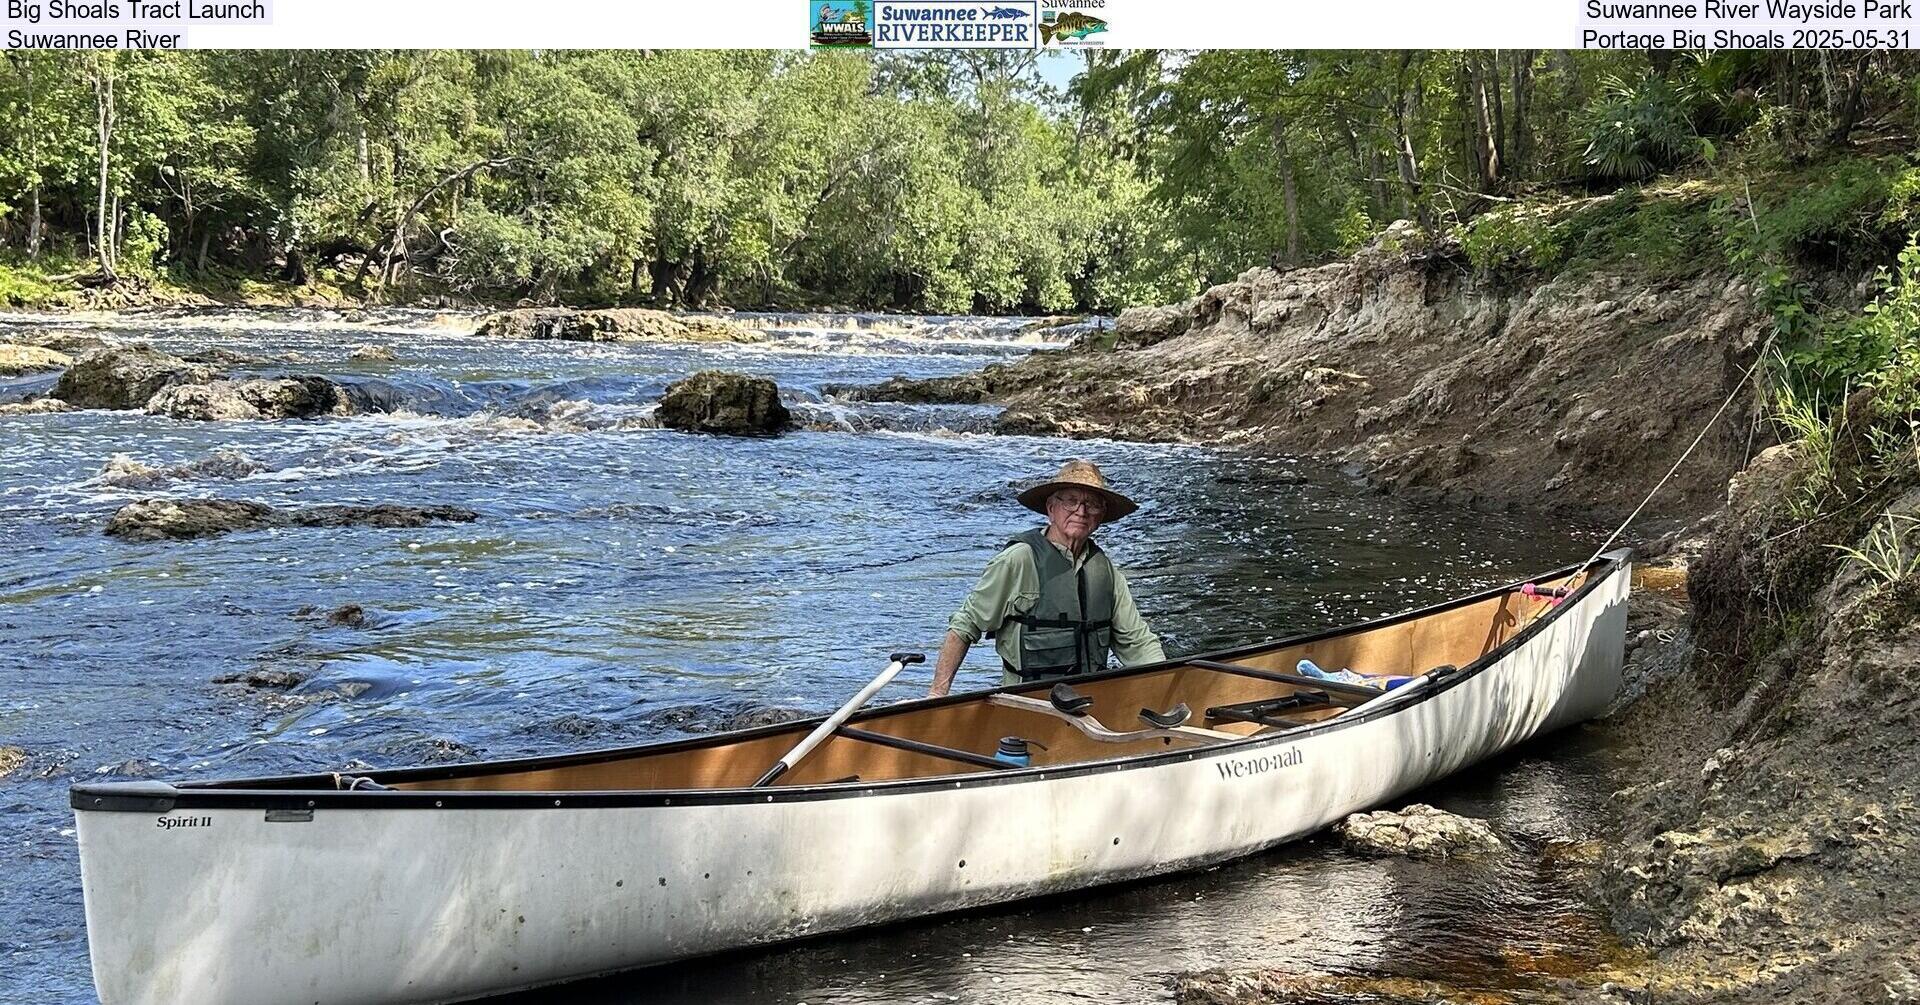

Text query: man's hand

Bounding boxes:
[926,680,951,698]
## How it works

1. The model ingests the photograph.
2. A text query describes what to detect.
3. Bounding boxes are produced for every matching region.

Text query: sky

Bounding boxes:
[1036,49,1082,95]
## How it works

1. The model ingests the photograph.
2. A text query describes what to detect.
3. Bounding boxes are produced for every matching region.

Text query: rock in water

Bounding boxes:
[105,499,478,541]
[1334,803,1505,858]
[291,504,477,530]
[105,499,280,541]
[0,745,26,779]
[325,603,368,627]
[52,347,215,410]
[474,307,762,344]
[349,343,397,361]
[0,398,75,416]
[146,377,352,421]
[656,371,791,436]
[211,668,308,690]
[0,343,73,375]
[5,329,113,355]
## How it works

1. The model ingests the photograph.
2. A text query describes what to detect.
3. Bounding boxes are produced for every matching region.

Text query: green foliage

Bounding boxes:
[1828,512,1920,587]
[0,257,68,307]
[1771,373,1846,521]
[1781,237,1920,409]
[1576,75,1704,182]
[1756,158,1898,267]
[1457,209,1561,275]
[0,50,1915,311]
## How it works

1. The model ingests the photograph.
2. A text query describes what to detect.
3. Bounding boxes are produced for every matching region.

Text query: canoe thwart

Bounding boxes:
[838,727,1013,771]
[1205,693,1332,729]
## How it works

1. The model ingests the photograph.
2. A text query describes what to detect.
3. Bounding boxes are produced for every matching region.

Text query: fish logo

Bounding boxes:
[1039,10,1106,44]
[983,4,1026,16]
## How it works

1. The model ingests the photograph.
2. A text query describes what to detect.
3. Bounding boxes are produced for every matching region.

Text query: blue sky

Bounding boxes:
[1036,50,1082,94]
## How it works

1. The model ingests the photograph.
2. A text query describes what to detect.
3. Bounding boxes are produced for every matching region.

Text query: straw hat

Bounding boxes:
[1016,459,1139,521]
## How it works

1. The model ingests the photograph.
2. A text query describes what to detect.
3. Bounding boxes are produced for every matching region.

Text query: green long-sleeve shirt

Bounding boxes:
[947,536,1167,675]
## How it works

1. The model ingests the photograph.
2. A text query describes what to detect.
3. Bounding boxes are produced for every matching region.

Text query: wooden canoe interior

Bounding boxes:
[388,572,1578,794]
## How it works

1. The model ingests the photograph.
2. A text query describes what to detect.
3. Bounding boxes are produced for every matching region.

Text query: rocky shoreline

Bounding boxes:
[835,223,1766,526]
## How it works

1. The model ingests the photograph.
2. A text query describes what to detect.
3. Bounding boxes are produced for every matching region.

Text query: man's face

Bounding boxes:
[1046,488,1106,541]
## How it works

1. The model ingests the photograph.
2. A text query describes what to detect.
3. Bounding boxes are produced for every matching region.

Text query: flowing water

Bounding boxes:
[0,308,1608,1003]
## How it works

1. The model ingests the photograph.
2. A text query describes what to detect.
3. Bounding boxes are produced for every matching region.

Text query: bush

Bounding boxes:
[1758,158,1900,268]
[1457,209,1562,275]
[1780,236,1920,428]
[1553,189,1720,277]
[1577,76,1708,182]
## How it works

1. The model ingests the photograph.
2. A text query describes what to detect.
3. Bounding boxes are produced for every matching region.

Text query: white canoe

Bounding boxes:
[72,550,1630,1004]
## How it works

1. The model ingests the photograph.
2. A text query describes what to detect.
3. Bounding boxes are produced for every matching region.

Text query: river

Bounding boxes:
[0,308,1607,1003]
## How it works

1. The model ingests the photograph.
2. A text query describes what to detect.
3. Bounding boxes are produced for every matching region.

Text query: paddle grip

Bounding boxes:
[890,652,927,665]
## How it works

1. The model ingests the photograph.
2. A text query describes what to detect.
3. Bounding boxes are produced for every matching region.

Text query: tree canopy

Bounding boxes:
[1,49,1913,311]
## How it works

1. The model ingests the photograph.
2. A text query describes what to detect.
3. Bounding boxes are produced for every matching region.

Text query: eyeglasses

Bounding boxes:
[1051,495,1106,515]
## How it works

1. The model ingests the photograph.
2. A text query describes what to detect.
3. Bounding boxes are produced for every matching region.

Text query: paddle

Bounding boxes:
[752,651,926,788]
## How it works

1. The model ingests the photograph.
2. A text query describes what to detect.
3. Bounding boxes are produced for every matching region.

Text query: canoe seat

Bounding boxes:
[1205,692,1335,729]
[1049,683,1094,717]
[1138,703,1192,729]
[987,694,1238,744]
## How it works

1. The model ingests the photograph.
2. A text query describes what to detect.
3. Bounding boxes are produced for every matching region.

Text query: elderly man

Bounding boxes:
[927,459,1166,697]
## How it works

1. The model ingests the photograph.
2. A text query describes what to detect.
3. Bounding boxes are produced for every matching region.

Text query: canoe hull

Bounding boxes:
[75,561,1627,1004]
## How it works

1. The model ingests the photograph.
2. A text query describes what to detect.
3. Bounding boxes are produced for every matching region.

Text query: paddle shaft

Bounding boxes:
[753,652,925,788]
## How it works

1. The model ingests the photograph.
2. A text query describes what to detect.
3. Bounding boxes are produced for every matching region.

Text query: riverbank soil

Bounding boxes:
[846,223,1767,527]
[1591,443,1920,1003]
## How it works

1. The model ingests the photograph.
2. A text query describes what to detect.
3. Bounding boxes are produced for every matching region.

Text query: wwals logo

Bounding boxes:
[811,0,874,47]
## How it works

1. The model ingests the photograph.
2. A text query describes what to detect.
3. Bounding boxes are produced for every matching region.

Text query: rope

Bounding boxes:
[1578,351,1767,573]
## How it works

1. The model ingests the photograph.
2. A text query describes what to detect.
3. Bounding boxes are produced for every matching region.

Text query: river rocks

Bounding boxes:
[145,376,352,421]
[0,397,74,416]
[97,449,269,489]
[106,498,277,540]
[349,343,397,361]
[829,372,993,405]
[640,702,812,734]
[378,736,480,764]
[1112,302,1190,348]
[105,498,478,541]
[0,745,26,779]
[181,347,267,366]
[212,668,309,689]
[475,307,763,344]
[53,346,215,410]
[1334,803,1506,858]
[4,329,113,354]
[1176,970,1507,1005]
[656,370,791,435]
[324,603,369,628]
[0,343,73,375]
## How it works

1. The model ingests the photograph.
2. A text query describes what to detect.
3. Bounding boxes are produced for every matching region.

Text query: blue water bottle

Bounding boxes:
[994,737,1032,767]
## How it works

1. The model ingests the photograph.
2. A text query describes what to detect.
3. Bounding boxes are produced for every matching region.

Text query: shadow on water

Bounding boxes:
[0,311,1610,1003]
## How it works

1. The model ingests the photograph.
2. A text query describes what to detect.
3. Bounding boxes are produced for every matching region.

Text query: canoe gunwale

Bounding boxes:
[71,549,1631,814]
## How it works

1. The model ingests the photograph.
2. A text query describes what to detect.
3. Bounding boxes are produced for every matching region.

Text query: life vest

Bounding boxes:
[1004,528,1115,679]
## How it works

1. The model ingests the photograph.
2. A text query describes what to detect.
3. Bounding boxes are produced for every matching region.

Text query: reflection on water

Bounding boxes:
[0,309,1603,1003]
